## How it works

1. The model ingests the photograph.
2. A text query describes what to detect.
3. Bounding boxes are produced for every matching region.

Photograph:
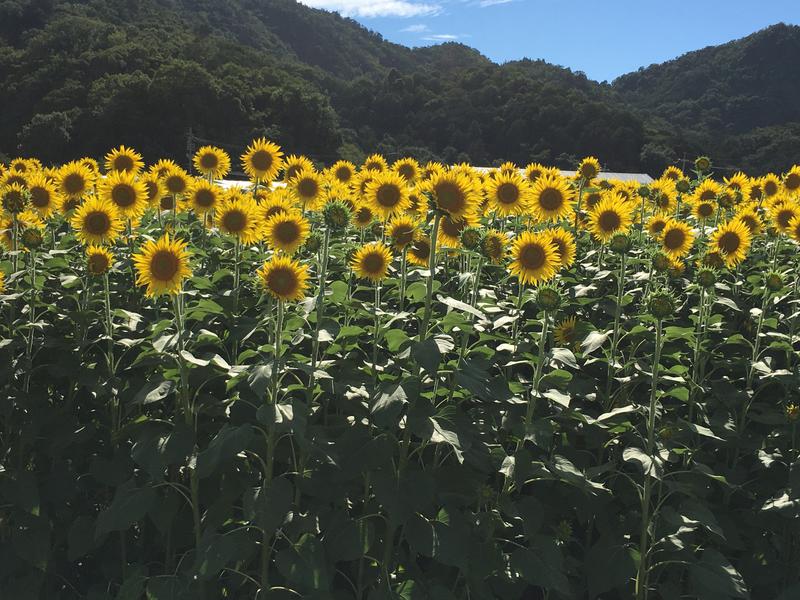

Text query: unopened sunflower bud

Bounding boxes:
[694,156,711,173]
[323,200,351,233]
[765,272,783,293]
[648,291,675,320]
[537,286,562,311]
[696,268,717,290]
[460,226,483,251]
[609,233,631,254]
[676,178,691,194]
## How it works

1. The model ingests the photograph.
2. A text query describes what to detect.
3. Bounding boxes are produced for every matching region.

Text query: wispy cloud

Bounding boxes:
[423,33,461,41]
[400,23,430,33]
[478,0,513,6]
[298,0,441,18]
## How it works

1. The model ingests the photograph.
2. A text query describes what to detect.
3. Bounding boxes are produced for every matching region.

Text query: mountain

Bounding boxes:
[0,0,797,175]
[613,23,800,174]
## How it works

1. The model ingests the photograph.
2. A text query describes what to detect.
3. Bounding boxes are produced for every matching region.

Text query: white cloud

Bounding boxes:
[423,33,460,40]
[298,0,441,18]
[401,23,430,32]
[478,0,513,6]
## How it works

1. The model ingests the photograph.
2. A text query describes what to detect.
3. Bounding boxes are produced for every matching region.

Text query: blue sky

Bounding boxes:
[298,0,800,82]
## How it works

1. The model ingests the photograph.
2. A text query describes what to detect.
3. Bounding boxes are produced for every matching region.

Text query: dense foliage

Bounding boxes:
[2,146,800,599]
[2,0,797,174]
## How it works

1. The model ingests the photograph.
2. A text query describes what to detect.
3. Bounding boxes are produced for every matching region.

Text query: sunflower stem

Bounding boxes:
[232,237,241,360]
[419,212,441,342]
[23,248,37,393]
[372,282,382,392]
[605,250,627,404]
[688,286,707,425]
[398,247,408,312]
[635,318,664,600]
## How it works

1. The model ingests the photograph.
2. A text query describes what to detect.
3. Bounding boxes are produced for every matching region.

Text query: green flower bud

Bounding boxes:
[609,233,631,254]
[648,291,675,320]
[304,231,322,253]
[537,286,562,312]
[765,272,784,293]
[694,156,711,173]
[322,200,351,233]
[696,268,717,290]
[20,227,43,250]
[460,226,483,251]
[676,178,691,194]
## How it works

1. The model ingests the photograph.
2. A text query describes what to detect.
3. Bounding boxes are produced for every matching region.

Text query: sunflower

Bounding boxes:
[365,171,410,218]
[393,158,420,183]
[257,256,309,302]
[133,234,191,297]
[27,172,60,218]
[408,234,432,267]
[577,156,601,182]
[522,162,545,183]
[141,174,163,207]
[81,157,100,175]
[709,220,752,267]
[242,138,284,182]
[660,219,695,259]
[583,189,603,211]
[484,171,532,216]
[788,215,800,244]
[587,194,633,242]
[693,179,721,203]
[1,210,43,250]
[362,154,388,173]
[746,179,764,204]
[646,215,668,239]
[86,246,114,276]
[324,160,353,185]
[351,241,393,282]
[762,174,782,199]
[554,316,582,351]
[732,207,763,236]
[187,180,222,215]
[784,166,800,196]
[150,159,179,180]
[217,194,262,244]
[661,166,684,181]
[691,197,716,223]
[260,192,295,220]
[770,200,800,233]
[438,212,478,248]
[423,171,480,220]
[650,178,678,214]
[58,161,95,201]
[193,146,231,179]
[100,170,147,220]
[1,169,28,189]
[288,170,325,211]
[387,215,419,249]
[105,146,144,175]
[530,174,575,222]
[481,229,508,264]
[725,172,751,199]
[352,204,375,229]
[9,158,33,174]
[508,231,560,285]
[1,182,29,214]
[264,211,310,254]
[544,227,577,268]
[70,197,123,246]
[282,155,314,182]
[163,166,190,197]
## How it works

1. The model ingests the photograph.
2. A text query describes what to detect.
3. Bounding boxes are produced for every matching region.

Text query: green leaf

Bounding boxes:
[581,330,608,354]
[510,535,569,593]
[412,336,454,375]
[623,447,662,479]
[247,364,273,397]
[193,530,256,580]
[132,378,175,406]
[585,537,636,597]
[96,481,156,537]
[688,548,749,599]
[276,533,332,592]
[196,424,253,478]
[372,384,409,427]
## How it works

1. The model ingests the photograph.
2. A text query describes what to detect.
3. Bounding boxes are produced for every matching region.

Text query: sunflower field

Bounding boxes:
[2,145,800,600]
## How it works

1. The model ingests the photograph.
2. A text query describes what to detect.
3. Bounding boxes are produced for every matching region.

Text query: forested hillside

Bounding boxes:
[0,0,798,173]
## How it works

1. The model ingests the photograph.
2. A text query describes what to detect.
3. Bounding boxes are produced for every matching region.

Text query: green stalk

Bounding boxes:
[262,299,285,593]
[173,294,202,552]
[232,237,241,360]
[372,282,382,392]
[23,249,37,393]
[398,247,408,312]
[635,319,664,600]
[688,286,707,424]
[605,250,627,402]
[418,212,442,343]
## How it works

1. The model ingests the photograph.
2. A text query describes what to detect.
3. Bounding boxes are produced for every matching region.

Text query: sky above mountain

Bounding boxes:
[297,0,800,81]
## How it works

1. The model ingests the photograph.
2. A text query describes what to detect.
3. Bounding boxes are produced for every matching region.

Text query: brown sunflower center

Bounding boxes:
[698,202,714,218]
[765,181,779,196]
[355,207,372,225]
[740,216,757,232]
[150,250,179,282]
[527,169,542,182]
[145,181,159,202]
[663,228,686,250]
[113,155,134,172]
[251,151,273,173]
[585,192,601,209]
[112,184,137,208]
[434,181,466,214]
[699,190,716,202]
[222,209,247,233]
[778,209,794,228]
[786,173,800,191]
[200,153,219,170]
[166,176,187,195]
[538,188,563,211]
[264,205,287,218]
[718,231,741,254]
[88,253,110,275]
[194,189,216,208]
[267,267,298,297]
[581,164,599,179]
[85,211,111,235]
[274,220,300,245]
[30,187,50,208]
[297,178,318,199]
[160,196,174,210]
[441,217,465,239]
[64,173,86,195]
[519,243,546,270]
[377,184,402,208]
[598,210,621,232]
[335,167,352,182]
[411,239,430,261]
[361,252,386,274]
[496,183,520,205]
[391,224,414,247]
[397,164,415,180]
[365,161,383,171]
